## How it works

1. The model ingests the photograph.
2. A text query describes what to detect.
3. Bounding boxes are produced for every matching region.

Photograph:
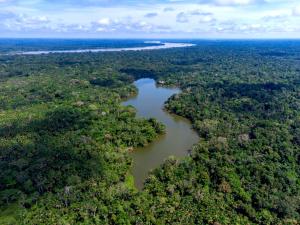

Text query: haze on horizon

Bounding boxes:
[0,0,300,39]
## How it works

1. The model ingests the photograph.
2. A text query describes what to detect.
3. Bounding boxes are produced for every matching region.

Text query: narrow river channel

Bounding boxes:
[122,78,199,189]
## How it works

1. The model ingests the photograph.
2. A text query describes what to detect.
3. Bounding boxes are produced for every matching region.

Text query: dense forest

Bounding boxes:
[0,40,299,224]
[0,39,163,54]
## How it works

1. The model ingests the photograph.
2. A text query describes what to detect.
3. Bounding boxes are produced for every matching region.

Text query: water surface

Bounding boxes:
[122,78,199,189]
[11,42,195,55]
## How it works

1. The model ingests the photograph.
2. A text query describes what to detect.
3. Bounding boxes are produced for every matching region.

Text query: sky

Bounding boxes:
[0,0,300,38]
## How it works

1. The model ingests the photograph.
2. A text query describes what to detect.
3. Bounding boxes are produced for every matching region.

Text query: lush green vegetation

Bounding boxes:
[0,39,162,53]
[0,40,299,224]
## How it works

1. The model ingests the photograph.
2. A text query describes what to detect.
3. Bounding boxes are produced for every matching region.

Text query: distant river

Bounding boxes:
[11,42,195,55]
[122,78,199,189]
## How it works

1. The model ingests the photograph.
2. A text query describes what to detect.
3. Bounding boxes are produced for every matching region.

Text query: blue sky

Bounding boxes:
[0,0,299,38]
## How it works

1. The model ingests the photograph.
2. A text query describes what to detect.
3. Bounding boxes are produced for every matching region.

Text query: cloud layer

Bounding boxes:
[0,0,299,38]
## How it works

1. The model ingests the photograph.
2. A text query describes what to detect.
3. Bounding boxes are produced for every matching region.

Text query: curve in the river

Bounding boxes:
[11,42,195,55]
[122,78,199,189]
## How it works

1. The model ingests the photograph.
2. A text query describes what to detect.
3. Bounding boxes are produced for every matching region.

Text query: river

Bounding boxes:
[11,42,195,55]
[122,78,199,189]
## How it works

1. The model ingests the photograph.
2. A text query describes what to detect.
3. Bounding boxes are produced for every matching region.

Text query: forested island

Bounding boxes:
[0,40,299,224]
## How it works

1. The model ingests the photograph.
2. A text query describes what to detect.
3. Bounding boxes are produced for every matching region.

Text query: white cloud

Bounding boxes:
[176,9,215,24]
[293,5,300,16]
[97,18,111,25]
[0,12,51,32]
[214,0,262,6]
[262,14,287,22]
[176,12,189,23]
[189,10,212,16]
[17,14,50,25]
[35,16,49,22]
[0,0,299,38]
[96,27,105,31]
[199,15,216,23]
[88,16,173,34]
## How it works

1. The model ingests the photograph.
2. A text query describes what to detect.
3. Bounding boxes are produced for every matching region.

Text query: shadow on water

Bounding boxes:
[122,78,199,189]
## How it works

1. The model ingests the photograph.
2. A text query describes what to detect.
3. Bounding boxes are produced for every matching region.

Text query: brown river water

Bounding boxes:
[122,78,199,189]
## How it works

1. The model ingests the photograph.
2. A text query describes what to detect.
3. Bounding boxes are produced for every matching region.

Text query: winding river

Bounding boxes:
[122,78,199,189]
